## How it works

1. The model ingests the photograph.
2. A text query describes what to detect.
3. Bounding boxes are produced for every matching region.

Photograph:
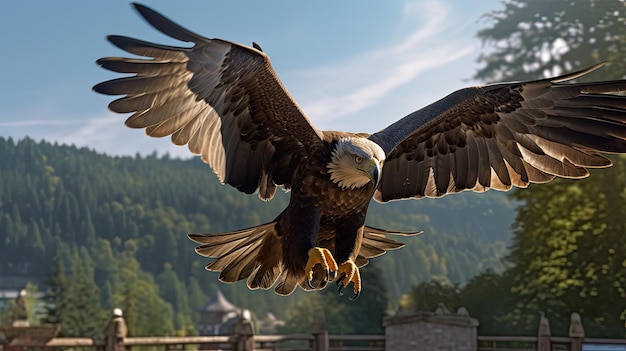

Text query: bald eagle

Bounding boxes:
[94,3,626,299]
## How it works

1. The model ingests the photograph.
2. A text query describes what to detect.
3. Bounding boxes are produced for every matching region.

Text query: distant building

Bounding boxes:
[196,291,241,336]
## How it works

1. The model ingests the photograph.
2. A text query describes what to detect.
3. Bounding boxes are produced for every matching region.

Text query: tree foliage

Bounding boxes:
[475,0,626,82]
[403,0,626,338]
[506,157,626,337]
[110,252,175,336]
[43,247,108,337]
[402,270,515,336]
[276,263,390,334]
[0,136,513,333]
[474,0,626,338]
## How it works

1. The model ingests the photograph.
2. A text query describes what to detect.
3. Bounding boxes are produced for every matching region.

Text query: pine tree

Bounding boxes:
[41,251,68,326]
[59,248,107,337]
[156,263,191,331]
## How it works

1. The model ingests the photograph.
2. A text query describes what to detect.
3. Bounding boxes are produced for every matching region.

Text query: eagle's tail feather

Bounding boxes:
[274,271,301,296]
[189,222,284,292]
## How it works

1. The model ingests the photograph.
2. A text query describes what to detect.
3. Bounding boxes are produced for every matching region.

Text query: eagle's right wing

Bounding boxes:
[94,3,324,200]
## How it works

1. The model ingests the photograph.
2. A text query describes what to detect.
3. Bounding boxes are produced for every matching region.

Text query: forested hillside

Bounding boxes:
[0,136,515,333]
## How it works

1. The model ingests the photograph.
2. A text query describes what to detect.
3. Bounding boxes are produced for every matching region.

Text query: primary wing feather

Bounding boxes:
[93,3,324,200]
[371,63,626,202]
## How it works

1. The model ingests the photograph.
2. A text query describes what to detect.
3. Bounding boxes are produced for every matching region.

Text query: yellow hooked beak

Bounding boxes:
[359,159,380,186]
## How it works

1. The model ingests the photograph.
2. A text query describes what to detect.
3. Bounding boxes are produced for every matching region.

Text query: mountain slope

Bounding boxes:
[0,136,514,315]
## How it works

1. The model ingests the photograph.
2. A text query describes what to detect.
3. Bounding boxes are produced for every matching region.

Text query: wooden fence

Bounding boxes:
[0,310,384,351]
[1,309,625,351]
[476,312,626,351]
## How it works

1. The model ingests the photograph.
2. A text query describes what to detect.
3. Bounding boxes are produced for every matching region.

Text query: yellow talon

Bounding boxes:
[335,259,361,300]
[305,247,338,288]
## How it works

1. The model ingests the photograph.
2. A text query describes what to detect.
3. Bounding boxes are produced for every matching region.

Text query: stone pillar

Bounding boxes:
[383,304,479,351]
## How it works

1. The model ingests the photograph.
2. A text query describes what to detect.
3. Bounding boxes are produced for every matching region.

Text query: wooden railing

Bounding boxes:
[0,312,383,351]
[1,309,625,351]
[477,335,626,351]
[0,334,384,351]
[3,334,626,351]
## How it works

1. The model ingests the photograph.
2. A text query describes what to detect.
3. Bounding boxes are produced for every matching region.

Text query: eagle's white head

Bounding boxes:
[327,137,386,189]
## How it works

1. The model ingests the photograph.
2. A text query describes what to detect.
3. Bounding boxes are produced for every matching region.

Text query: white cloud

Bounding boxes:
[0,119,78,127]
[290,0,475,124]
[57,113,120,146]
[0,111,191,159]
[58,112,192,158]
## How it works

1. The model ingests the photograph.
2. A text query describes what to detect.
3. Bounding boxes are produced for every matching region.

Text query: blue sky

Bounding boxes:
[0,0,502,158]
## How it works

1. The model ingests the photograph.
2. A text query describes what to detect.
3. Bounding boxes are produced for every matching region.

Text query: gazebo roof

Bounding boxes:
[197,290,238,313]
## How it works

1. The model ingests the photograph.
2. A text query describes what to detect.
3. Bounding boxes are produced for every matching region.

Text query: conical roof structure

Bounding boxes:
[197,290,238,313]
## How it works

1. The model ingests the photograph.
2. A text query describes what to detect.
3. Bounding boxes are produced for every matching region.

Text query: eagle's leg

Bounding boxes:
[305,247,338,289]
[335,259,361,300]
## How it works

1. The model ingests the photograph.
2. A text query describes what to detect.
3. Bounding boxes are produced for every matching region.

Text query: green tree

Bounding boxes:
[42,252,69,326]
[475,0,626,83]
[23,283,42,326]
[402,280,461,312]
[507,160,626,337]
[277,264,392,334]
[340,264,392,333]
[0,136,517,329]
[110,252,175,336]
[62,249,107,337]
[473,0,626,337]
[42,248,107,337]
[156,263,191,333]
[186,276,208,319]
[456,270,515,336]
[277,292,350,334]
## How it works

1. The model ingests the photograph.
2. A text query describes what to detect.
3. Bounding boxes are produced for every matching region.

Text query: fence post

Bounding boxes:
[234,310,254,351]
[104,308,128,351]
[312,311,329,351]
[569,312,584,351]
[104,308,127,351]
[537,312,551,351]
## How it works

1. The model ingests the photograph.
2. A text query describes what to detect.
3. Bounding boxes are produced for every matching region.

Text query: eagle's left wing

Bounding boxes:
[370,63,626,202]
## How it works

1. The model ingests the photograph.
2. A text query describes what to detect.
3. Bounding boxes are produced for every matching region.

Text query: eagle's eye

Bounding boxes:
[354,155,364,164]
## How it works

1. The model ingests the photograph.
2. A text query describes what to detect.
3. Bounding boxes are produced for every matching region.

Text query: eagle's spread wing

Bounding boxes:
[93,3,324,200]
[370,63,626,202]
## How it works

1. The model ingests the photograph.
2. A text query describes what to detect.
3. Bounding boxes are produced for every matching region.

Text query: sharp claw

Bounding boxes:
[334,260,361,300]
[336,273,346,296]
[335,273,346,286]
[305,247,338,290]
[349,290,360,301]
